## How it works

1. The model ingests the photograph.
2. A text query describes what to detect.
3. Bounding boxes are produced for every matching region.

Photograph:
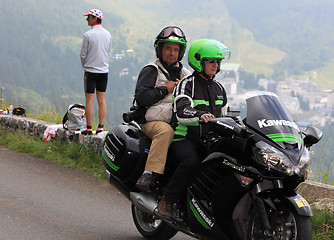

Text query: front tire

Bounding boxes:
[131,203,178,240]
[248,208,312,240]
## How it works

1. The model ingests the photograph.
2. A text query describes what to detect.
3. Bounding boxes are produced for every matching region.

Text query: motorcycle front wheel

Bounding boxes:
[131,203,178,240]
[248,208,312,240]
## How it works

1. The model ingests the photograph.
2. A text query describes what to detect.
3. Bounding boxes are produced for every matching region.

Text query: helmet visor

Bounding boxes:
[204,58,221,65]
[159,26,185,39]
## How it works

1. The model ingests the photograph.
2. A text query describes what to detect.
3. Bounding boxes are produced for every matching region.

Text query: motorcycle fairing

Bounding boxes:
[245,92,302,151]
[188,194,215,230]
[186,191,231,239]
[186,154,249,239]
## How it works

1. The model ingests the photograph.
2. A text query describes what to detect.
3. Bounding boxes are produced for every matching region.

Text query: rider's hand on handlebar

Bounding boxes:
[200,113,215,123]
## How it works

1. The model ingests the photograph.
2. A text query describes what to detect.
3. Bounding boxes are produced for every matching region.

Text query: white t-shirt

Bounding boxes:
[80,24,112,73]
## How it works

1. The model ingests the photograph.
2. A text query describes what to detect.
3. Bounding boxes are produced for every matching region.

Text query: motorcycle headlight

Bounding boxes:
[253,141,308,176]
[298,147,310,175]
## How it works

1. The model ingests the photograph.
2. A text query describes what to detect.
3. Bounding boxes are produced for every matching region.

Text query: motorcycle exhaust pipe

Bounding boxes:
[130,192,214,240]
[130,192,158,214]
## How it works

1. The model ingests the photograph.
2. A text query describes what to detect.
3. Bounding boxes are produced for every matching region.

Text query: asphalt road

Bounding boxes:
[0,146,192,240]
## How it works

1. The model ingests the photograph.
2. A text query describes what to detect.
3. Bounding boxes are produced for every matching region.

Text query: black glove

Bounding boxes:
[200,113,215,123]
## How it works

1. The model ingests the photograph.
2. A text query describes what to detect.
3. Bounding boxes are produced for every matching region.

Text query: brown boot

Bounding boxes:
[157,195,174,219]
[135,173,155,192]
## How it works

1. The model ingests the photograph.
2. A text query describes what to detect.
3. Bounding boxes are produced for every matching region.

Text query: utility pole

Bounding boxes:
[0,86,4,109]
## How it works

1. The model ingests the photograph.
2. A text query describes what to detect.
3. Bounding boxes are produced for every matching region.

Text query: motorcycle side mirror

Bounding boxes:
[302,125,323,148]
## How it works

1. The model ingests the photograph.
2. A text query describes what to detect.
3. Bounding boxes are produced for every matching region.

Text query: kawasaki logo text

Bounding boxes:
[257,119,299,130]
[191,198,214,228]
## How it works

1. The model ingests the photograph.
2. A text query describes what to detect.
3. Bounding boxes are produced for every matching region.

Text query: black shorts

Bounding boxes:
[84,72,108,93]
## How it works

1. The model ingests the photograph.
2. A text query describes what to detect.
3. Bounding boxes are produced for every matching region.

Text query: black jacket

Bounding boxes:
[173,72,228,143]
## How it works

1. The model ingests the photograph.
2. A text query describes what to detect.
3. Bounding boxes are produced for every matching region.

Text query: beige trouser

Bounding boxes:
[140,121,174,174]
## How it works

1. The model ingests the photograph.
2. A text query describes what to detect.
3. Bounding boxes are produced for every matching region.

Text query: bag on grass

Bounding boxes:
[62,104,85,130]
[13,107,26,116]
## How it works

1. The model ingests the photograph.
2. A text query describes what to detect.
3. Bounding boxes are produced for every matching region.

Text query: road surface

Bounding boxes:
[0,146,192,240]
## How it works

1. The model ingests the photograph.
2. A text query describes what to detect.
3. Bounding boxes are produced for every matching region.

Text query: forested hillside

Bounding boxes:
[225,0,334,83]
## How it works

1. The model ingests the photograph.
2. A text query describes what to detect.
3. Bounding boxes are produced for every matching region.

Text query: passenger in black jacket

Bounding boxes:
[134,26,191,192]
[157,39,231,219]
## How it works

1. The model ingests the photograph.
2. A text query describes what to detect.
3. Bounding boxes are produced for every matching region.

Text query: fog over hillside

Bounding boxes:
[0,0,333,120]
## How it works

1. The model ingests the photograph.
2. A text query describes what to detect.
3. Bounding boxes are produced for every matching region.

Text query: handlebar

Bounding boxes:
[199,117,247,138]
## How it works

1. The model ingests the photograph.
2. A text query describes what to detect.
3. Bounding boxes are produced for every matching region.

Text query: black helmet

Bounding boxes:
[154,26,187,61]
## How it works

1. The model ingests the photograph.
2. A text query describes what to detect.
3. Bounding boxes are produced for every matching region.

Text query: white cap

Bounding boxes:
[84,9,103,19]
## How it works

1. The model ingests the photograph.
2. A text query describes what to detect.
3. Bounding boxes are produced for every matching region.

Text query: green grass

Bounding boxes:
[236,39,287,76]
[26,108,63,124]
[0,128,105,179]
[312,209,334,239]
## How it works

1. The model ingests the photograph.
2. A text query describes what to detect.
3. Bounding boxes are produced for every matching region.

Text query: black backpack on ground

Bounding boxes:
[13,107,26,116]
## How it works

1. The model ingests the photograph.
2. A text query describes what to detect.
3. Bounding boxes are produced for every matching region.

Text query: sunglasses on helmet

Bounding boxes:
[204,58,221,64]
[159,26,185,39]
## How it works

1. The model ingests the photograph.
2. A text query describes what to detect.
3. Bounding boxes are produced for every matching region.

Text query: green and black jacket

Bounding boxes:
[173,72,228,142]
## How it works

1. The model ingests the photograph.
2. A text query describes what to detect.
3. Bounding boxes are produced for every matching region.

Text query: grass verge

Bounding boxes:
[0,128,105,179]
[312,209,334,239]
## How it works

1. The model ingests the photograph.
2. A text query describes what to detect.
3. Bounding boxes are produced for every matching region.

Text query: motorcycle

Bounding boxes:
[101,92,322,240]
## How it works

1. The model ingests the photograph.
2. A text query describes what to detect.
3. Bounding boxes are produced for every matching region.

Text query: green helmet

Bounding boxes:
[154,26,187,61]
[188,39,231,73]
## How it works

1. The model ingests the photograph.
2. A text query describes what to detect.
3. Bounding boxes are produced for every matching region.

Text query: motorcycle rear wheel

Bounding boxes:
[248,208,312,240]
[131,204,178,240]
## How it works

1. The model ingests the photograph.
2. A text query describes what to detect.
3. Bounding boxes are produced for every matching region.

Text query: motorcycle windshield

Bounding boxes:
[245,92,302,150]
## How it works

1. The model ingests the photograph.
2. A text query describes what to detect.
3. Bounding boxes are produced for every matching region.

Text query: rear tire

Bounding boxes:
[131,204,178,240]
[248,208,312,240]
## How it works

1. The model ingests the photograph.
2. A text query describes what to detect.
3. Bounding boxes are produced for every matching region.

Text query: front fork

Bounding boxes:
[251,180,282,237]
[254,196,276,237]
[251,179,312,237]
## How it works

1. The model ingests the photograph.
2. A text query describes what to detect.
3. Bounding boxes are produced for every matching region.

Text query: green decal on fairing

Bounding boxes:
[102,150,119,171]
[189,199,213,230]
[266,133,302,145]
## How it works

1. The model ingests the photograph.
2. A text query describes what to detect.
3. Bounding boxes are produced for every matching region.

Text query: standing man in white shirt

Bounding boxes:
[80,9,112,135]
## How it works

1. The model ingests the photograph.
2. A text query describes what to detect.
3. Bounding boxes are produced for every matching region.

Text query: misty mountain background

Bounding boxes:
[1,0,334,181]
